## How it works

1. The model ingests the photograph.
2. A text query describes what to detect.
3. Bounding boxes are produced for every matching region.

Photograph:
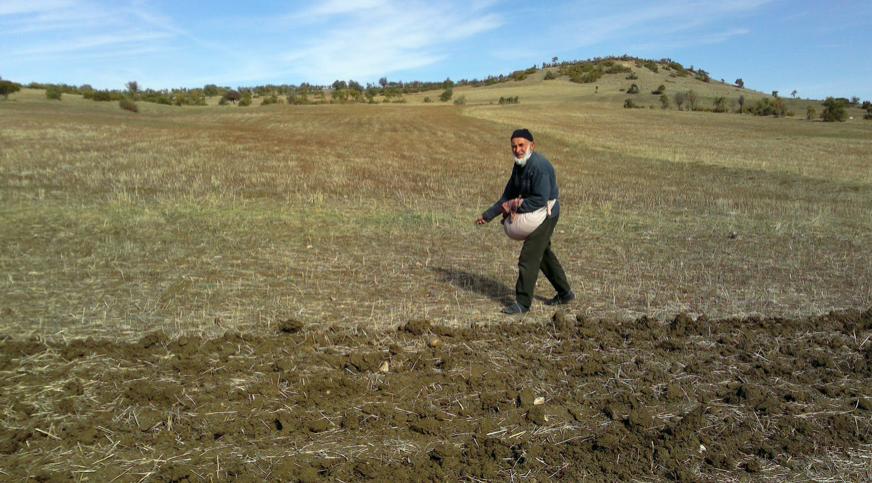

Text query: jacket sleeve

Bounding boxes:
[482,173,517,222]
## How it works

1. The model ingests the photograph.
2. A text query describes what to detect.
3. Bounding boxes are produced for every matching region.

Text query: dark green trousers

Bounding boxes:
[515,214,571,308]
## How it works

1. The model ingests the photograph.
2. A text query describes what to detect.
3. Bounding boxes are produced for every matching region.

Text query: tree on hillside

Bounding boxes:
[45,86,63,100]
[440,87,453,102]
[821,97,847,122]
[772,97,787,118]
[222,89,241,104]
[674,91,686,111]
[791,90,798,98]
[737,95,745,114]
[0,80,21,100]
[204,84,220,98]
[686,90,697,111]
[735,78,744,88]
[126,81,139,97]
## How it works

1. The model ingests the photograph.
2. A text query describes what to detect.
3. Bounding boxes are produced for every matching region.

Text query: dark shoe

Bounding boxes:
[501,302,530,314]
[544,290,575,306]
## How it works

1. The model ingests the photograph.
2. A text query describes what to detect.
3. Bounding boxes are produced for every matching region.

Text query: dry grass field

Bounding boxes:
[2,66,872,482]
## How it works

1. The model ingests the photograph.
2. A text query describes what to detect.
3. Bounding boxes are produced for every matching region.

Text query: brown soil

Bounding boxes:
[2,308,872,482]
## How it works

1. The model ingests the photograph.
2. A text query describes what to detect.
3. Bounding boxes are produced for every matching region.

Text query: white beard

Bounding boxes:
[513,145,532,166]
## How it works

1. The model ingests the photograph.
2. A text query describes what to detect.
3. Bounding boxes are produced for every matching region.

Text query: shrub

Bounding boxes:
[674,92,686,111]
[423,97,432,103]
[686,90,697,110]
[660,94,670,109]
[749,98,775,116]
[651,84,666,95]
[439,88,453,102]
[606,64,632,74]
[623,98,639,109]
[544,70,557,80]
[626,72,638,80]
[223,89,241,104]
[569,68,603,84]
[204,84,220,97]
[772,98,787,118]
[218,97,229,106]
[119,98,138,113]
[806,105,816,120]
[453,95,466,105]
[667,61,687,76]
[45,87,62,100]
[90,90,113,101]
[510,70,528,81]
[626,84,640,94]
[260,95,281,105]
[821,97,847,122]
[713,97,727,113]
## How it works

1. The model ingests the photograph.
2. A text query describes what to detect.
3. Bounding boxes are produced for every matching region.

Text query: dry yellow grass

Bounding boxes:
[1,77,871,340]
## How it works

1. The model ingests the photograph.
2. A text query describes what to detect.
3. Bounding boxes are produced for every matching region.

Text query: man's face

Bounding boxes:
[511,138,533,159]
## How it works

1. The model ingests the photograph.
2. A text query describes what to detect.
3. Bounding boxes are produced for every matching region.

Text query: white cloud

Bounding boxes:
[0,0,76,16]
[304,0,387,17]
[278,0,504,83]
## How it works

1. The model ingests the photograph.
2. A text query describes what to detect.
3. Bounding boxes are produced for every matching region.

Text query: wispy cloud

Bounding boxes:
[1,0,187,58]
[278,0,503,83]
[0,0,76,16]
[501,0,775,60]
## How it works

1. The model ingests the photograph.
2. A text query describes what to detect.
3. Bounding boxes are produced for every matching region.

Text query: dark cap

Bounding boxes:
[510,129,534,142]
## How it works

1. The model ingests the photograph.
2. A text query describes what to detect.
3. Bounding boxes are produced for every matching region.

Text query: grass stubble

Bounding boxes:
[1,81,871,482]
[1,86,870,340]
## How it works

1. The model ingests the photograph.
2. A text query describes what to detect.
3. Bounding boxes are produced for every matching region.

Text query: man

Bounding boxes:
[475,129,574,314]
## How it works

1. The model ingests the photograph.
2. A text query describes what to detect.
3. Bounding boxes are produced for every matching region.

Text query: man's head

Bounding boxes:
[511,129,534,166]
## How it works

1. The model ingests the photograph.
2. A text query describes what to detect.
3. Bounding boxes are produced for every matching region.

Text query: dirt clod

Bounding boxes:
[1,310,871,482]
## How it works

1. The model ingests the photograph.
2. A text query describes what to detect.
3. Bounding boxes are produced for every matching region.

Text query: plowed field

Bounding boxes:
[3,308,871,482]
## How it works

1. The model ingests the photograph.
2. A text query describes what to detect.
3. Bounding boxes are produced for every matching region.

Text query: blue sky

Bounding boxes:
[2,0,870,100]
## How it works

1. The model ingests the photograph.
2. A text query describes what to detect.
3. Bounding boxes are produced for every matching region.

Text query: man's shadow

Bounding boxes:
[432,267,549,305]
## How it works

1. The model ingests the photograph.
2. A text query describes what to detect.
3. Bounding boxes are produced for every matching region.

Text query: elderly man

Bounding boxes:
[475,129,574,314]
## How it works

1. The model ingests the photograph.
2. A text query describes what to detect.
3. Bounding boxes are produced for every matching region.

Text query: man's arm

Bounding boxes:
[478,172,518,223]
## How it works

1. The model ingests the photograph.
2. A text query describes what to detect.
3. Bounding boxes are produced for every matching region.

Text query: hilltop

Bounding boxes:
[9,56,867,119]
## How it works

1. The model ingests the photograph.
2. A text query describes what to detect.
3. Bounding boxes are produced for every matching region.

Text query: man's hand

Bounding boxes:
[500,198,523,215]
[475,216,488,225]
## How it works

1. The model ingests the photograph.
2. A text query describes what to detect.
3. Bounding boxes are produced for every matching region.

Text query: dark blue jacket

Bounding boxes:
[482,151,560,222]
